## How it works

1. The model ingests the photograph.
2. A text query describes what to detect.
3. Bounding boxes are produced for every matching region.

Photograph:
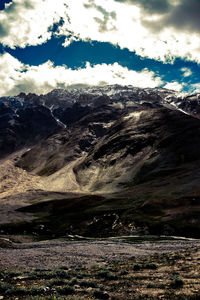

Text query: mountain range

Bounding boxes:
[0,85,200,238]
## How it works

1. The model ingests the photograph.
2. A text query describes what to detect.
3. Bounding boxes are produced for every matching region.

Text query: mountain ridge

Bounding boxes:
[0,85,200,238]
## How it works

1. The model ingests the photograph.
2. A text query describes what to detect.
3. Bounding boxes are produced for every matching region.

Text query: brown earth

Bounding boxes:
[0,238,199,299]
[0,238,199,271]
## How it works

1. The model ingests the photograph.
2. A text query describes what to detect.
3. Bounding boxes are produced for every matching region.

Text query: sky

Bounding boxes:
[0,0,200,96]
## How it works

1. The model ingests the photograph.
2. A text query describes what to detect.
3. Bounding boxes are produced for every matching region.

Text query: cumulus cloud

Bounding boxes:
[164,81,184,92]
[0,0,200,93]
[114,0,200,34]
[181,67,192,77]
[62,0,200,63]
[189,83,200,93]
[0,53,164,96]
[0,0,69,48]
[1,0,200,64]
[136,0,200,35]
[163,0,200,34]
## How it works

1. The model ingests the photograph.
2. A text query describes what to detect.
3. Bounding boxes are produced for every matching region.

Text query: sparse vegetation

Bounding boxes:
[0,247,199,299]
[170,275,185,288]
[56,285,75,295]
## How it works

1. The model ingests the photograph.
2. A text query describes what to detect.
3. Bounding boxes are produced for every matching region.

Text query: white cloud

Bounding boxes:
[0,53,163,96]
[0,0,68,48]
[189,83,200,93]
[181,67,192,77]
[164,81,184,91]
[60,0,200,63]
[1,0,200,64]
[0,53,26,95]
[0,0,199,98]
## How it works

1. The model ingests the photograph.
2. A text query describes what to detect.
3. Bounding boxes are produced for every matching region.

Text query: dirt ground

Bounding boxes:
[0,152,200,299]
[0,151,86,224]
[0,238,199,299]
[0,238,199,270]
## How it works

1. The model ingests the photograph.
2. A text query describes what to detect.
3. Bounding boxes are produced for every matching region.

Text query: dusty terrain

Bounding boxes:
[0,238,199,270]
[0,238,199,299]
[0,152,42,223]
[0,151,85,224]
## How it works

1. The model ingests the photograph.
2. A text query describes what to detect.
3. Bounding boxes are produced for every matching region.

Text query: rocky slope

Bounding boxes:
[0,85,173,158]
[0,85,200,238]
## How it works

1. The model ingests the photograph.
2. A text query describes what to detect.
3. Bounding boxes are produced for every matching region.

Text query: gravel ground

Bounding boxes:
[0,238,199,270]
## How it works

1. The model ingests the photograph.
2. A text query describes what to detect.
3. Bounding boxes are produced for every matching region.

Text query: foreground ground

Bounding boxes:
[0,237,200,299]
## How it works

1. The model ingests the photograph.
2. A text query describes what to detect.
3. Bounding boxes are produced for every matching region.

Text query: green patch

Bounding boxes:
[170,275,184,288]
[56,285,75,295]
[95,269,117,281]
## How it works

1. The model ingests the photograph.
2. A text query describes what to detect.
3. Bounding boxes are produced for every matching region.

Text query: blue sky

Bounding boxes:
[3,37,200,90]
[0,0,200,96]
[0,0,12,11]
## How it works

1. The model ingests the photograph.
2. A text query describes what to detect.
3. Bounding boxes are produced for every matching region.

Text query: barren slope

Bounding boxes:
[0,86,200,238]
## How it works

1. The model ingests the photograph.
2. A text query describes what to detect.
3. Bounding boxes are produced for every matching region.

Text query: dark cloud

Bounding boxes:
[7,81,41,96]
[94,6,116,33]
[84,0,116,32]
[0,24,8,37]
[5,0,34,14]
[115,0,200,34]
[164,0,200,33]
[67,83,90,89]
[114,0,171,14]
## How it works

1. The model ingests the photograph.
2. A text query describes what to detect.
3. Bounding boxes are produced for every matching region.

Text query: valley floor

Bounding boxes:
[0,148,200,299]
[0,237,199,270]
[0,237,199,299]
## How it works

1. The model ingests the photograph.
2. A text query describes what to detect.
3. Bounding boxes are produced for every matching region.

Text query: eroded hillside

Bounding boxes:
[0,85,200,238]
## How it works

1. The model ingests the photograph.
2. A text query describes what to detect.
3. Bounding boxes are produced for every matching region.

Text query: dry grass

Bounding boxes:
[0,247,199,299]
